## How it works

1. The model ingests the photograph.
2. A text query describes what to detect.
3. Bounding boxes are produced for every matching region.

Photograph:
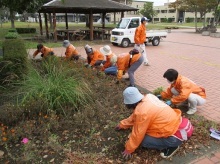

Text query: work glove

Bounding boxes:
[122,149,132,159]
[156,95,162,99]
[87,64,92,68]
[115,124,121,131]
[100,63,104,67]
[166,100,172,106]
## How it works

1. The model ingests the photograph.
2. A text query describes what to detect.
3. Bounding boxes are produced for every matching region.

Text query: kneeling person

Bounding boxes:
[116,87,194,159]
[33,44,54,59]
[63,40,80,61]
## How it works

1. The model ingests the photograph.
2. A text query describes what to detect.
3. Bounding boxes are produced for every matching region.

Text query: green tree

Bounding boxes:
[169,0,218,31]
[0,0,49,28]
[140,2,157,23]
[213,0,220,26]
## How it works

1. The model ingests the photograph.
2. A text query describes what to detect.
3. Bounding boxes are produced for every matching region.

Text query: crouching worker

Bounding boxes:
[115,87,194,159]
[84,44,104,68]
[99,45,117,75]
[33,44,54,59]
[62,40,80,61]
[159,68,206,115]
[116,49,143,87]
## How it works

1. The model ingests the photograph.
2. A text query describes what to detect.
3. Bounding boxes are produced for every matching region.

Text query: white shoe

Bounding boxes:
[143,62,149,66]
[187,108,197,115]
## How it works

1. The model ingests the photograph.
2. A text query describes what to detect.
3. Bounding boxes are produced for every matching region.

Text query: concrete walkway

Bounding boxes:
[29,28,220,163]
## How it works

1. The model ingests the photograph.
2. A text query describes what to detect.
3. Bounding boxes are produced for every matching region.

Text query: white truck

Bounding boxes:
[110,17,168,48]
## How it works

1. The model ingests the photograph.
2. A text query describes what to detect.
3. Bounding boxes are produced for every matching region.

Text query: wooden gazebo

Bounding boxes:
[38,0,138,41]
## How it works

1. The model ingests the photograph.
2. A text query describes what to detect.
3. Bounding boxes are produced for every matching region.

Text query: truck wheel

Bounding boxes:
[152,37,160,46]
[112,42,118,46]
[121,39,130,48]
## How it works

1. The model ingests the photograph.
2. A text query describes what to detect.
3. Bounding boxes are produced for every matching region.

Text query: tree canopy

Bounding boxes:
[169,0,219,30]
[140,2,157,22]
[0,0,50,27]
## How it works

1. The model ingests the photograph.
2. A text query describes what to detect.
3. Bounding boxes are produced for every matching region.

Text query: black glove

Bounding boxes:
[156,95,162,99]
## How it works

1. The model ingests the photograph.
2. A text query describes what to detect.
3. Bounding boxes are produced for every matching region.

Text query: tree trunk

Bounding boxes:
[9,9,15,28]
[194,11,198,32]
[203,14,206,27]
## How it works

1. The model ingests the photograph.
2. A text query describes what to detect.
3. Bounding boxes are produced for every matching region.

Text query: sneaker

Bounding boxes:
[160,146,179,159]
[187,108,197,115]
[143,62,149,66]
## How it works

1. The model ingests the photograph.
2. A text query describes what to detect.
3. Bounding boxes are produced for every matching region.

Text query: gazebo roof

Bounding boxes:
[39,0,138,13]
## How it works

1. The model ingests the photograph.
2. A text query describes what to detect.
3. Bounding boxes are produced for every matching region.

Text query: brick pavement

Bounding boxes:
[29,28,220,163]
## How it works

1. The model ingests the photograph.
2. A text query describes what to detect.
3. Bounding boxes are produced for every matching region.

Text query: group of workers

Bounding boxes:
[32,16,206,160]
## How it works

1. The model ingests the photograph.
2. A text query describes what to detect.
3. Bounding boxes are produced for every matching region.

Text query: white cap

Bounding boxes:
[123,87,144,104]
[63,40,70,47]
[100,45,112,56]
[141,17,149,23]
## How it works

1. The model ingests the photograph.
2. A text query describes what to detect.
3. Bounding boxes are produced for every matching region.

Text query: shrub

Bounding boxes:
[152,86,164,95]
[5,32,21,39]
[0,39,28,85]
[19,56,92,115]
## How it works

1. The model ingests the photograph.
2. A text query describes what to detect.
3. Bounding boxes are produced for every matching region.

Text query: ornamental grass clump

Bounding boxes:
[19,56,92,115]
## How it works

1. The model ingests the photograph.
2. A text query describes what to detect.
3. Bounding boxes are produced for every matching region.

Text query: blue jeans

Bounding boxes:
[104,66,117,75]
[141,135,182,150]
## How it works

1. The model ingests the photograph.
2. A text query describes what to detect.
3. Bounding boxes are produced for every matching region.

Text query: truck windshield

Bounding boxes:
[116,19,130,29]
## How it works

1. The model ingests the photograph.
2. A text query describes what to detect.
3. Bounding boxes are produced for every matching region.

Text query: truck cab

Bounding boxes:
[110,17,167,47]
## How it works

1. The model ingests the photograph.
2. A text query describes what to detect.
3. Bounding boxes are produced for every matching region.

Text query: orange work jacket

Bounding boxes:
[134,23,146,44]
[89,50,104,66]
[161,75,206,104]
[33,46,53,58]
[117,53,141,80]
[119,94,181,153]
[101,53,114,71]
[65,44,78,59]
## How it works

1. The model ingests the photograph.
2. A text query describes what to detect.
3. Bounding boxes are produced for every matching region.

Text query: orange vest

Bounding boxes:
[120,94,181,153]
[117,53,141,80]
[65,44,78,58]
[161,75,206,104]
[134,24,146,44]
[33,46,53,58]
[89,50,104,66]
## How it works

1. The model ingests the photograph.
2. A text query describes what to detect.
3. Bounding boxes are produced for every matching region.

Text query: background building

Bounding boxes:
[153,2,214,23]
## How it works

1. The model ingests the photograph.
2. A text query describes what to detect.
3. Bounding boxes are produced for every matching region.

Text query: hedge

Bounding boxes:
[16,28,36,34]
[0,39,28,85]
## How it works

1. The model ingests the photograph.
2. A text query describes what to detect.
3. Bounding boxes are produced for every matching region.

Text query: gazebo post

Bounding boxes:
[114,12,116,24]
[102,13,106,40]
[65,13,68,29]
[44,13,49,39]
[38,12,43,35]
[121,12,124,19]
[89,10,93,41]
[53,11,57,42]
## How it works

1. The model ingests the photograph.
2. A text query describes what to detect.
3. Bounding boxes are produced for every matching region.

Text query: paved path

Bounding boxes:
[29,29,220,163]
